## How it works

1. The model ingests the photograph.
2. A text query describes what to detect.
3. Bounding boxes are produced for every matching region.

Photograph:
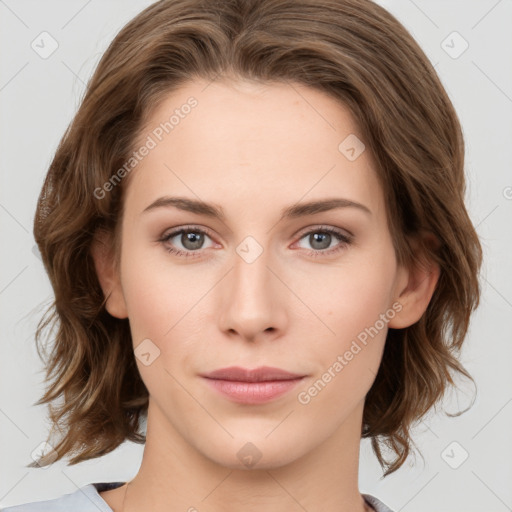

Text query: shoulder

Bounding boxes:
[363,493,395,512]
[0,482,124,512]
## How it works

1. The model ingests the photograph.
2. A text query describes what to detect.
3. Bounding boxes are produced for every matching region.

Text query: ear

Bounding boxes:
[90,229,128,319]
[388,233,440,329]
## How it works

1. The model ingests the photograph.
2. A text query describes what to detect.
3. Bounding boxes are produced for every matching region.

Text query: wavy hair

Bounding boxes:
[29,0,482,475]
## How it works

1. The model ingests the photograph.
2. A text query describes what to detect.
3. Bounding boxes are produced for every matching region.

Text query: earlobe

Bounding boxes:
[388,238,441,330]
[90,229,128,319]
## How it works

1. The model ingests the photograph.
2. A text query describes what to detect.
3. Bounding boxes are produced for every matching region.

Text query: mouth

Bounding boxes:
[200,366,307,404]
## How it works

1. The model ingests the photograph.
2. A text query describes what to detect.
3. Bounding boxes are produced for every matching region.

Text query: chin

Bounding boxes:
[198,432,310,471]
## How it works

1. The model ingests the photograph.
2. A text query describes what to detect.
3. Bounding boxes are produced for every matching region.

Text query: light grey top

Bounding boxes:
[1,482,394,511]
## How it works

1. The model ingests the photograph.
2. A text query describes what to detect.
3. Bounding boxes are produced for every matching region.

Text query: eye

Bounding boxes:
[158,225,353,259]
[294,226,353,256]
[158,226,215,258]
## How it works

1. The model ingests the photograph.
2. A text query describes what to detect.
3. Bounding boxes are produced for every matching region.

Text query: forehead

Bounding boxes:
[124,79,385,221]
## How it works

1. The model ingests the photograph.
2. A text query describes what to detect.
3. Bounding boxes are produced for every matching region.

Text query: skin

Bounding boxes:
[92,78,439,512]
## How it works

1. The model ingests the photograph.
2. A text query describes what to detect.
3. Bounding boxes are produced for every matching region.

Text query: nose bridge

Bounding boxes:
[218,236,286,341]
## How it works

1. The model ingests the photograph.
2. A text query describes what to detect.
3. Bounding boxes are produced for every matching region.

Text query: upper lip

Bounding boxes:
[201,366,305,382]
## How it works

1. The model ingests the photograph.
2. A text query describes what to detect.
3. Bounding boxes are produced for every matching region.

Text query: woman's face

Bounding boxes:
[110,79,409,469]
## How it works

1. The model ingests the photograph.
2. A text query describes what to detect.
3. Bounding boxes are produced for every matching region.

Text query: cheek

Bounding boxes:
[119,235,208,339]
[299,244,398,386]
[296,268,394,414]
[119,247,207,393]
[305,249,397,340]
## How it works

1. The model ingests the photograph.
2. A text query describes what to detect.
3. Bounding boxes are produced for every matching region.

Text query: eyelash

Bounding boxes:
[158,225,353,259]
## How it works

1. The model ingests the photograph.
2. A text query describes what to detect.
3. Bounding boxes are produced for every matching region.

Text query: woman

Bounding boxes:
[3,0,482,511]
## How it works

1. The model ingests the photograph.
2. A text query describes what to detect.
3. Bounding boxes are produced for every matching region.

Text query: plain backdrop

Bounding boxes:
[1,1,511,510]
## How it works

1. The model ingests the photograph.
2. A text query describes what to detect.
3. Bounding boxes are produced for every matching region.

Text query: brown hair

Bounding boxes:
[30,0,482,475]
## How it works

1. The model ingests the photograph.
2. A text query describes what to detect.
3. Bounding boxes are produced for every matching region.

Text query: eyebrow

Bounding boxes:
[141,196,371,220]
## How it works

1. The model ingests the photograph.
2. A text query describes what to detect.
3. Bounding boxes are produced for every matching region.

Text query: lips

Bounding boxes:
[201,366,305,382]
[201,366,306,404]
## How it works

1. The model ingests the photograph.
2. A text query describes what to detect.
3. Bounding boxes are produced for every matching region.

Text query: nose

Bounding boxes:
[217,240,288,343]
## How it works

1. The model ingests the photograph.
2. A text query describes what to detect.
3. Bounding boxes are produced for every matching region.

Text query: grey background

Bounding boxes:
[1,0,511,510]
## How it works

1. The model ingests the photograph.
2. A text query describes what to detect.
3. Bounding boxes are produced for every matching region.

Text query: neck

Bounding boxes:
[121,399,369,512]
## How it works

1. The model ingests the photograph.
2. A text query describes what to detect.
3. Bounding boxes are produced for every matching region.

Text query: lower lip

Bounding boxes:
[203,377,304,404]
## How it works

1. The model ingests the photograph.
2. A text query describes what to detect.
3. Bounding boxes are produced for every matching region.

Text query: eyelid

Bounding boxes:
[160,224,216,240]
[293,223,354,240]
